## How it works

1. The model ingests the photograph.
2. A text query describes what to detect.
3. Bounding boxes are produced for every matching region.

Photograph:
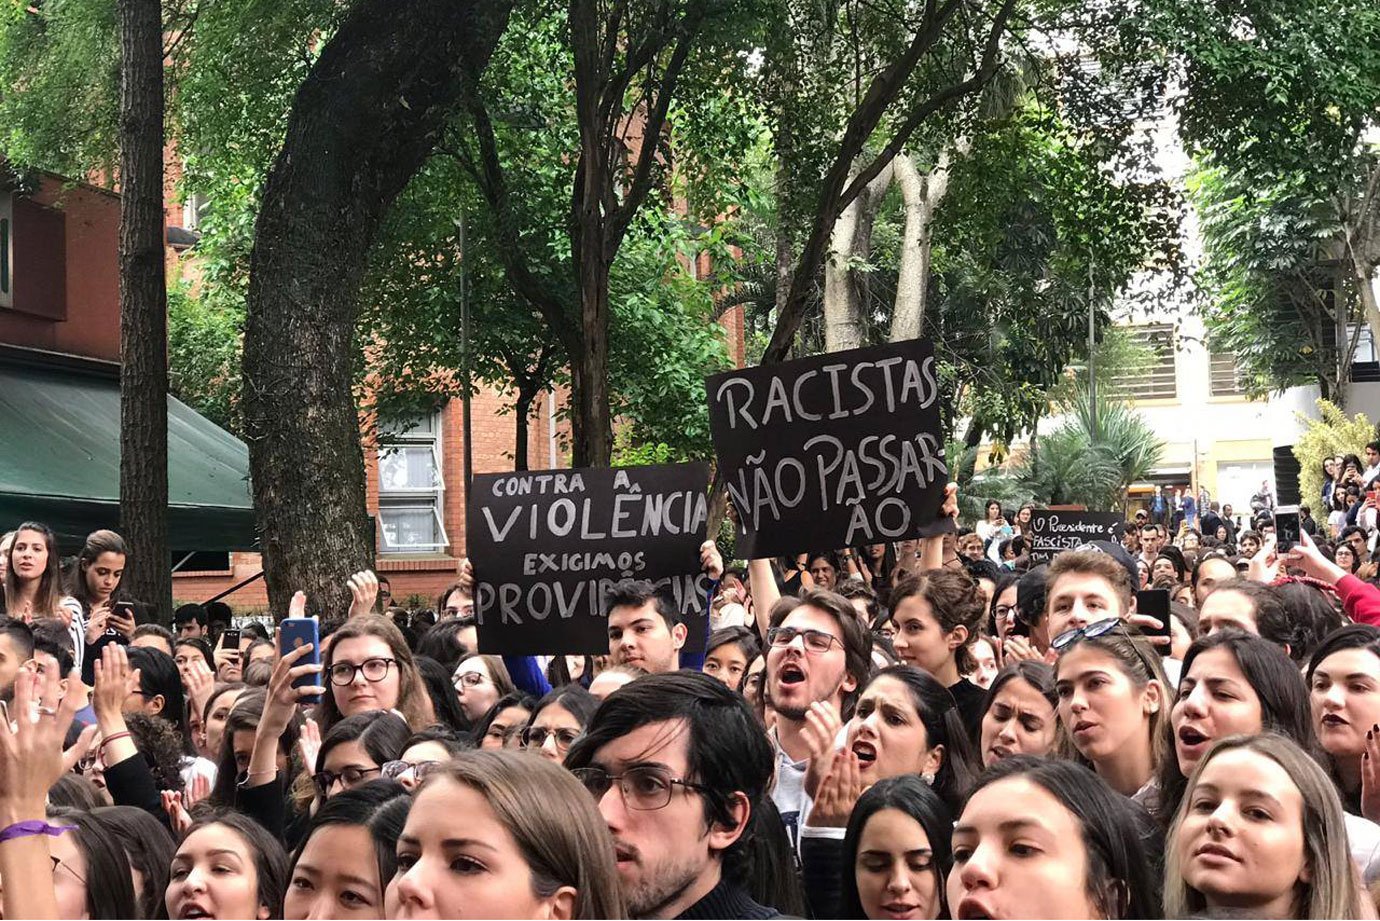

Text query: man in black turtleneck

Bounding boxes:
[565,671,784,919]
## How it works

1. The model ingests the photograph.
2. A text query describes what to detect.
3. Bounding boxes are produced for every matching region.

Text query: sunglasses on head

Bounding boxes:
[1051,617,1126,651]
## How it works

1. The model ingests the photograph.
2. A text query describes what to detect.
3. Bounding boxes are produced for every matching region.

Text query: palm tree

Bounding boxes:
[1017,392,1163,512]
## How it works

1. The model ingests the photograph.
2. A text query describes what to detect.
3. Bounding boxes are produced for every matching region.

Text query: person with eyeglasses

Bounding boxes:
[450,652,515,723]
[1054,618,1171,803]
[381,728,467,791]
[41,807,139,919]
[312,711,410,801]
[521,684,597,764]
[314,615,434,734]
[565,671,792,918]
[763,589,871,853]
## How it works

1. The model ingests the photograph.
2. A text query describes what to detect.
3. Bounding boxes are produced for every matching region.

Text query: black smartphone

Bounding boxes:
[1275,505,1301,553]
[1135,588,1172,656]
[220,627,241,650]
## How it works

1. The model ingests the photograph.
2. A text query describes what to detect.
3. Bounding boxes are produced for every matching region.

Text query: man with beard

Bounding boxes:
[762,589,871,850]
[0,617,35,703]
[566,671,782,919]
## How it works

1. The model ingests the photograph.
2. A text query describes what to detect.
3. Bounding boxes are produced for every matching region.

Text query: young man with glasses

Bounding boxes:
[763,589,871,850]
[565,671,781,919]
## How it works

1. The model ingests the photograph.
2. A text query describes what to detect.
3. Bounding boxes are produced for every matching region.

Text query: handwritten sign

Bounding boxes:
[466,464,711,655]
[1027,510,1123,563]
[707,339,949,560]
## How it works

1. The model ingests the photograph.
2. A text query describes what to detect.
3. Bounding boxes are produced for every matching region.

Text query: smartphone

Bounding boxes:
[219,628,241,650]
[1135,588,1172,657]
[1275,505,1301,553]
[278,617,321,705]
[110,601,137,634]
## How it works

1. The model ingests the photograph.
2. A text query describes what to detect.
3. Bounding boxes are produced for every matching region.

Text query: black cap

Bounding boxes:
[1073,539,1140,590]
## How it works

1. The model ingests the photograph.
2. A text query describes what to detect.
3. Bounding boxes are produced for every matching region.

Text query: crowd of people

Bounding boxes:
[6,458,1380,919]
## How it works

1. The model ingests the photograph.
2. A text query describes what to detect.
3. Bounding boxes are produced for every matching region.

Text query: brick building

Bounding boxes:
[2,163,742,614]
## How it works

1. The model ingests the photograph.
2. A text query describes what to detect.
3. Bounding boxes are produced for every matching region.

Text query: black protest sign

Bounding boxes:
[707,339,949,560]
[1027,510,1124,563]
[467,463,711,656]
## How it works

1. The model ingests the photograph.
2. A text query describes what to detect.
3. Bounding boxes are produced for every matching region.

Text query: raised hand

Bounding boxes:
[1246,534,1281,584]
[700,540,725,582]
[262,639,324,739]
[801,701,842,800]
[346,571,380,619]
[805,749,864,828]
[91,643,139,726]
[161,790,193,836]
[0,665,81,824]
[297,717,322,774]
[1363,724,1380,824]
[184,770,211,808]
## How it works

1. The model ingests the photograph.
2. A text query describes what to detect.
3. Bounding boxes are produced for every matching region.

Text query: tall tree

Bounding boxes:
[240,0,512,618]
[116,0,171,614]
[459,0,755,466]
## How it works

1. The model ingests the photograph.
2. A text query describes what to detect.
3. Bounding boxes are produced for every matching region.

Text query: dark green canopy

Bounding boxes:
[0,349,258,551]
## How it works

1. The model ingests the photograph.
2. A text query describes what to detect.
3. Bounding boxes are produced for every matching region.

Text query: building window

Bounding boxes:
[1209,351,1245,396]
[377,413,449,553]
[182,192,209,231]
[1113,324,1177,400]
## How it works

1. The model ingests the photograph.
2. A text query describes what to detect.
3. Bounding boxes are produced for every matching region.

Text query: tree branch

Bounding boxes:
[459,90,580,352]
[607,18,701,249]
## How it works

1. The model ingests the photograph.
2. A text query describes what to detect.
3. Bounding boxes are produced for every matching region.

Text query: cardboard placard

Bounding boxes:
[707,339,949,560]
[467,463,711,655]
[1027,510,1124,563]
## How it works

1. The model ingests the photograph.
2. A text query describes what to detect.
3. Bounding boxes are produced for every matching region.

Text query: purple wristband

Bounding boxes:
[0,820,76,843]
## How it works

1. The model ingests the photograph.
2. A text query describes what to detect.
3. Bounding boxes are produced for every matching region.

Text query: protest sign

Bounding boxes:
[1027,510,1124,563]
[467,463,711,655]
[707,339,950,560]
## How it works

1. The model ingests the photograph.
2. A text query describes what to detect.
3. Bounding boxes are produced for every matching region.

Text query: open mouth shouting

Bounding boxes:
[1176,724,1210,760]
[774,660,807,693]
[851,739,878,769]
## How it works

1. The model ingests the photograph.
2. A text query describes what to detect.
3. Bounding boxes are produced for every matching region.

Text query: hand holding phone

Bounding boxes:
[278,617,322,706]
[1132,589,1173,656]
[1274,506,1301,553]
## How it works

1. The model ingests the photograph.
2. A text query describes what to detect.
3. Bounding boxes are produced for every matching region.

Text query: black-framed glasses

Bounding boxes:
[766,626,842,654]
[522,726,581,750]
[381,759,443,782]
[314,766,382,793]
[453,671,489,688]
[328,657,397,686]
[1051,617,1125,651]
[571,765,709,810]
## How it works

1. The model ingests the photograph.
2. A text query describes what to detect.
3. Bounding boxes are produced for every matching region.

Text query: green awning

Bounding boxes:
[0,350,258,551]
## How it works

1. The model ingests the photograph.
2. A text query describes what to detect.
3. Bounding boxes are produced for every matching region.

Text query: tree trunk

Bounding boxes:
[514,385,534,471]
[824,162,892,352]
[241,0,512,618]
[117,0,171,616]
[571,264,613,466]
[890,148,955,342]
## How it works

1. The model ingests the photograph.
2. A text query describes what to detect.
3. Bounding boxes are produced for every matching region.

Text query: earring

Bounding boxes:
[921,771,935,785]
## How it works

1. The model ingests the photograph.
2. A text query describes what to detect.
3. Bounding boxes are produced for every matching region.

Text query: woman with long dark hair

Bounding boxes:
[284,780,410,920]
[948,756,1162,919]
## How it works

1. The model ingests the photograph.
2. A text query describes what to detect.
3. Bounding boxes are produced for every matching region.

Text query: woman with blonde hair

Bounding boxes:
[1165,732,1361,919]
[386,750,624,919]
[316,615,434,732]
[1054,620,1172,803]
